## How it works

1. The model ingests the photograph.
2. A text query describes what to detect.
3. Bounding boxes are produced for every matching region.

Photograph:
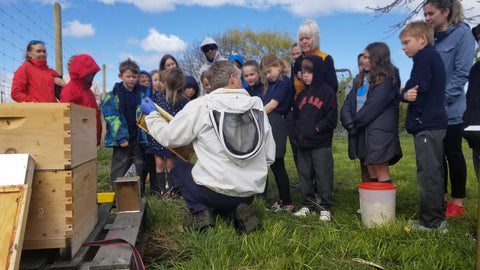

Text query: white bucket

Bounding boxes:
[358,182,396,228]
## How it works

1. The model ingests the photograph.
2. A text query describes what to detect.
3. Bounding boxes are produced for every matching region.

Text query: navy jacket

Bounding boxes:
[245,82,263,98]
[401,44,447,134]
[463,61,480,148]
[292,55,337,148]
[341,68,402,165]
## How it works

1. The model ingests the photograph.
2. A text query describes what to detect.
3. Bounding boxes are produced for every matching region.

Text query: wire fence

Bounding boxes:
[0,0,78,102]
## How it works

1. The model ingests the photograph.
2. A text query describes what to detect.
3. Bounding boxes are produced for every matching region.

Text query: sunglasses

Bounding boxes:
[202,44,217,53]
[30,40,45,45]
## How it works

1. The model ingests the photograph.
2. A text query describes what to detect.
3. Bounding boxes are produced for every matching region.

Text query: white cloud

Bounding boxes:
[140,28,187,53]
[63,20,95,38]
[94,0,480,21]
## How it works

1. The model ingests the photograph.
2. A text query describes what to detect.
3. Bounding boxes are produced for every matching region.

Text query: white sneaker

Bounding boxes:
[319,210,331,221]
[293,207,310,217]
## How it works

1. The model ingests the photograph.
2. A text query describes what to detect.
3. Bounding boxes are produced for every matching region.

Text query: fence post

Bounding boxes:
[54,2,63,76]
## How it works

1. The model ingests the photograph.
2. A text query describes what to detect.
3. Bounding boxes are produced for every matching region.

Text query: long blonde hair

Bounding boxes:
[260,53,289,91]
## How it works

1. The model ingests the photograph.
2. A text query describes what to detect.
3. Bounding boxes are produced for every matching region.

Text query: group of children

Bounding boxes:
[96,19,478,231]
[102,57,201,198]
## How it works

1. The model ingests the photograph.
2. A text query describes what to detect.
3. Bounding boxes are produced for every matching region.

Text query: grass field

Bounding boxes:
[97,133,479,269]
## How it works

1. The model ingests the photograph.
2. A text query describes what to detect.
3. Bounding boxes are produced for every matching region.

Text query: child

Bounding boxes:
[150,70,165,96]
[260,53,294,212]
[146,67,188,197]
[183,76,199,101]
[342,53,370,184]
[138,71,152,88]
[242,60,263,97]
[341,42,402,186]
[200,71,212,94]
[399,21,448,230]
[228,54,248,88]
[60,54,102,146]
[292,55,337,221]
[101,58,148,193]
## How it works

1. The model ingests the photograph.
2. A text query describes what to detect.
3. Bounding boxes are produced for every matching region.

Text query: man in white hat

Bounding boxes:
[199,37,225,95]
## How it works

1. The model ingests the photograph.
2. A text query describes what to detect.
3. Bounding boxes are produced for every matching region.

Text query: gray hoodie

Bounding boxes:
[434,22,475,125]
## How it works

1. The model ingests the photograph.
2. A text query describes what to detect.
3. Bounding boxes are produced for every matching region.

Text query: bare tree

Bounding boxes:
[178,28,294,82]
[368,0,480,31]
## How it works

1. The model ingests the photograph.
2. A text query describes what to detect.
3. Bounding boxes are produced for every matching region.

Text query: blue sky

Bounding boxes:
[0,0,479,102]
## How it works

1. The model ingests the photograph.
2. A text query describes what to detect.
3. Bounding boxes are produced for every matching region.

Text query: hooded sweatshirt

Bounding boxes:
[199,37,226,94]
[11,58,60,102]
[145,88,275,197]
[434,22,475,125]
[292,55,337,148]
[60,54,102,146]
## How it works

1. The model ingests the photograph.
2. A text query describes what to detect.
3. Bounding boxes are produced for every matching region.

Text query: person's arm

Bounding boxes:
[262,110,276,165]
[11,64,37,102]
[145,101,199,148]
[264,99,279,114]
[340,84,355,130]
[101,93,128,146]
[324,55,339,92]
[445,29,475,103]
[315,89,338,133]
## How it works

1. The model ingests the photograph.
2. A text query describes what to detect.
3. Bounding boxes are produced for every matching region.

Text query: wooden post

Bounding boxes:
[54,2,63,76]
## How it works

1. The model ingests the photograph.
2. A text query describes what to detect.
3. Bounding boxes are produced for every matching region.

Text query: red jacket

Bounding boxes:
[11,58,59,102]
[60,54,102,146]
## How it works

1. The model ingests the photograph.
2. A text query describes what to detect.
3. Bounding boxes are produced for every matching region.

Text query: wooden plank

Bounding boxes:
[0,185,32,270]
[89,199,145,270]
[70,161,98,257]
[0,154,35,186]
[49,203,113,270]
[0,103,96,170]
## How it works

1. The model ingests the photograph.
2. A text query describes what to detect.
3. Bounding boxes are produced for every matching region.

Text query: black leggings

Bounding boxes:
[443,124,467,198]
[270,157,292,205]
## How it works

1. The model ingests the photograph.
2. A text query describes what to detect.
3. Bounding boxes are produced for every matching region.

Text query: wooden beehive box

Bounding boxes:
[22,160,98,258]
[0,103,97,170]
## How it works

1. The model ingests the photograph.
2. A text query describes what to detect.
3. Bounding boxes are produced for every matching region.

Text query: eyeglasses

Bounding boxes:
[202,44,217,53]
[30,40,45,45]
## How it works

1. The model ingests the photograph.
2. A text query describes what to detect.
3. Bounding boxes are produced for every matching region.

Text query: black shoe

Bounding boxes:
[234,203,261,234]
[183,209,215,231]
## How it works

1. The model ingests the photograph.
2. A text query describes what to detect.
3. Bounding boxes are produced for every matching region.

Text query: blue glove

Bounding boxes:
[140,97,156,115]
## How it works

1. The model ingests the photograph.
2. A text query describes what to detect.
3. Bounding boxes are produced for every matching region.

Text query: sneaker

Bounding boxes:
[183,209,215,231]
[319,210,331,221]
[270,201,295,213]
[235,203,261,234]
[446,202,465,218]
[293,207,311,217]
[270,201,283,212]
[411,220,448,233]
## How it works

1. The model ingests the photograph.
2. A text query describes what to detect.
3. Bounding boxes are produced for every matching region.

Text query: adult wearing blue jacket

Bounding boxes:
[424,0,475,217]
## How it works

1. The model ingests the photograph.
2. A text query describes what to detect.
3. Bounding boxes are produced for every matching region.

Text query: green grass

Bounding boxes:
[97,133,479,269]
